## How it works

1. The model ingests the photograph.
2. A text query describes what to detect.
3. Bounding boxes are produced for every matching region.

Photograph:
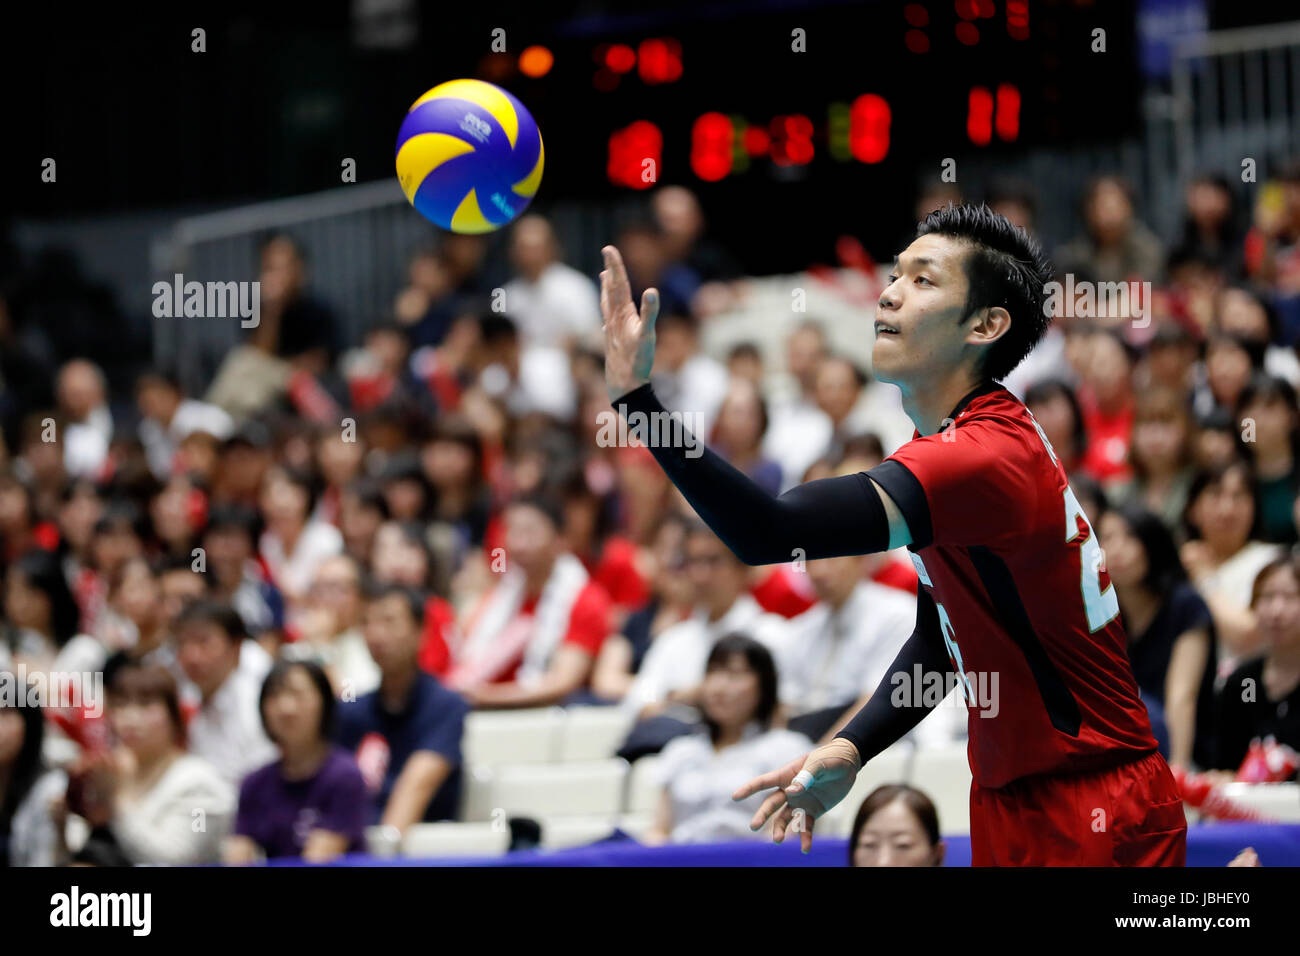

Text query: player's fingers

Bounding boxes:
[733,767,787,801]
[601,245,633,307]
[799,813,815,854]
[639,287,660,331]
[771,803,795,843]
[748,789,788,831]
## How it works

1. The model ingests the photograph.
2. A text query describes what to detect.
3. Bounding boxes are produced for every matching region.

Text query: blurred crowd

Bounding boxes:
[2,169,1300,867]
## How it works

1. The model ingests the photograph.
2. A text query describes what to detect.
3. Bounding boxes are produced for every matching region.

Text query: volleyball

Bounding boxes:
[395,79,544,234]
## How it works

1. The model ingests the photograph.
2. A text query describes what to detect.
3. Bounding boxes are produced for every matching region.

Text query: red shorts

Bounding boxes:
[969,750,1187,866]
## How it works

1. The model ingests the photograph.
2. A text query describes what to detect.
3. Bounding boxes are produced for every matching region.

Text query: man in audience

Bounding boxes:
[449,495,612,708]
[773,553,917,741]
[174,600,277,786]
[623,522,788,722]
[336,584,467,830]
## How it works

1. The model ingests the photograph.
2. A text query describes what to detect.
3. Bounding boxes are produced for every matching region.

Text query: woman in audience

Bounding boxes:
[645,634,811,845]
[1099,504,1216,769]
[1213,556,1300,776]
[1106,388,1198,538]
[1236,375,1300,545]
[1024,380,1087,478]
[1182,460,1283,673]
[2,547,82,672]
[76,661,233,865]
[258,466,343,609]
[224,660,367,864]
[0,680,67,866]
[710,378,783,496]
[592,514,692,702]
[848,784,944,868]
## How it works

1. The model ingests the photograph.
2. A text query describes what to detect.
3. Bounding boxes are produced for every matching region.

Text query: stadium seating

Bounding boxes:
[399,822,511,857]
[908,743,973,834]
[463,707,566,766]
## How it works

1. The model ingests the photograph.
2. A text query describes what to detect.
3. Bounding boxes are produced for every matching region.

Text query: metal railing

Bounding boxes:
[149,179,435,394]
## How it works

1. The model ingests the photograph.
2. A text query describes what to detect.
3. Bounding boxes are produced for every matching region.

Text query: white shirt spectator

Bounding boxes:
[6,769,67,866]
[652,353,730,439]
[623,594,788,717]
[655,723,812,843]
[185,641,277,787]
[763,396,831,490]
[63,405,113,478]
[773,581,916,713]
[504,262,602,350]
[284,625,380,698]
[259,521,343,602]
[111,754,234,864]
[139,398,234,479]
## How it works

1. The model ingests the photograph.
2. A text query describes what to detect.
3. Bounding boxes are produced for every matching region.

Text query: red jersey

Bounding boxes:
[869,383,1158,789]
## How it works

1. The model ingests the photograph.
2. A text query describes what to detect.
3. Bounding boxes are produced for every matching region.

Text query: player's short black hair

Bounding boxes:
[914,203,1053,382]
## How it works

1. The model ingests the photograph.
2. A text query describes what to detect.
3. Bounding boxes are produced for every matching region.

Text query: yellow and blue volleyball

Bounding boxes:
[395,79,544,234]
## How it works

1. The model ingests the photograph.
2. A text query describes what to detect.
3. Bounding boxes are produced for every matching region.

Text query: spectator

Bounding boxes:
[475,314,576,421]
[422,415,491,551]
[710,378,783,496]
[248,233,339,365]
[0,678,67,865]
[174,600,276,786]
[134,369,233,480]
[338,479,389,568]
[258,466,342,608]
[1196,333,1260,419]
[1098,505,1217,769]
[210,422,274,511]
[1181,461,1283,670]
[764,322,830,489]
[289,554,379,697]
[1218,286,1300,387]
[1057,174,1165,285]
[647,312,728,438]
[55,359,113,480]
[313,429,366,527]
[502,215,602,350]
[203,505,283,640]
[592,514,692,703]
[622,523,787,724]
[336,584,467,830]
[1105,386,1198,536]
[81,661,233,865]
[225,660,367,864]
[1024,380,1087,478]
[560,470,647,620]
[2,547,81,672]
[773,553,919,742]
[1236,375,1300,544]
[449,496,612,708]
[848,784,945,867]
[1213,555,1300,776]
[1170,172,1244,279]
[1076,330,1137,482]
[645,635,811,845]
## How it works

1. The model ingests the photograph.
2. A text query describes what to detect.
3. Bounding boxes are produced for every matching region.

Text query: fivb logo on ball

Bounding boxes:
[151,273,260,328]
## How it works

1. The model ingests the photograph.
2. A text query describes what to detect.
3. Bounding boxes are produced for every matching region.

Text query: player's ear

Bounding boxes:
[967,306,1012,346]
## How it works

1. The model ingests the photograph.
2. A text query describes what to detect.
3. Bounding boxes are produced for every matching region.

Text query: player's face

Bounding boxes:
[873,234,975,387]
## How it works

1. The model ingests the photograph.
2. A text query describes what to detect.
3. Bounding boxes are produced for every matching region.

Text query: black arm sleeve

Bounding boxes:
[614,384,889,564]
[833,587,953,764]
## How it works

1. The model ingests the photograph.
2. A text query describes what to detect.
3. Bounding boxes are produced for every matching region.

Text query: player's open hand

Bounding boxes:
[732,737,862,853]
[600,245,659,402]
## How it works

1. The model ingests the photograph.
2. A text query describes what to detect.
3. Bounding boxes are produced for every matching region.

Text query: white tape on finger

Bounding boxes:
[791,769,815,791]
